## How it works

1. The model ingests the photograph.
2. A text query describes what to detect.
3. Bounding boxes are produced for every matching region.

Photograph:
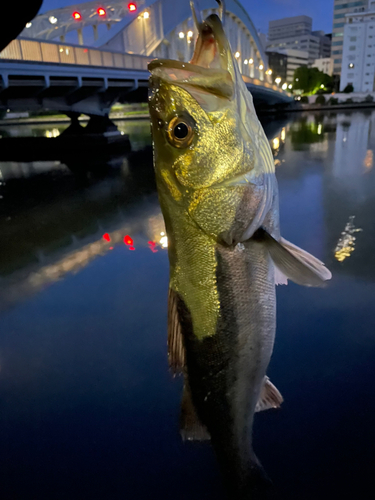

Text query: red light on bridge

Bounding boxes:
[124,235,133,246]
[72,11,82,20]
[97,7,106,16]
[103,233,111,242]
[128,3,137,12]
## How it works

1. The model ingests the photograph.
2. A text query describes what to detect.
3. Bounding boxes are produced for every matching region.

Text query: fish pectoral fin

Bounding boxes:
[180,382,211,441]
[168,288,185,375]
[253,228,332,287]
[255,376,283,413]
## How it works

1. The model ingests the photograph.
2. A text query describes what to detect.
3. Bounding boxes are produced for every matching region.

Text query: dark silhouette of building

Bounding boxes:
[266,51,288,82]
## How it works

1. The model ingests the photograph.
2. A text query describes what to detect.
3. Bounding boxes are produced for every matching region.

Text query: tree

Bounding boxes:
[343,83,354,93]
[328,97,338,105]
[293,66,334,95]
[315,95,326,105]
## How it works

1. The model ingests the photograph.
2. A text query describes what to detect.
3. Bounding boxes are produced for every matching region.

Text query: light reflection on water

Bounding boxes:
[0,110,374,500]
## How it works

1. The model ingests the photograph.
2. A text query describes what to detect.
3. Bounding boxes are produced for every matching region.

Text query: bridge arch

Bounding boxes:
[21,0,270,82]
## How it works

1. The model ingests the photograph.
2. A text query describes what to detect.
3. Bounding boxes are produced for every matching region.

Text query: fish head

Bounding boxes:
[148,14,257,196]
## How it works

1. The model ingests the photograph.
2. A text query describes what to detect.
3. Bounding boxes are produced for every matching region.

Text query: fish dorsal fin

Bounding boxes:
[180,382,211,441]
[255,376,283,413]
[168,288,185,375]
[253,229,332,287]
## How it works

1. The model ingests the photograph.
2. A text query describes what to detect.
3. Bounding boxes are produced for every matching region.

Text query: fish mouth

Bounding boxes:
[148,14,234,99]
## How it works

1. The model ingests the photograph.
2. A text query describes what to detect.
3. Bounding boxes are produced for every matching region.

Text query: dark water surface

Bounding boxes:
[0,111,374,499]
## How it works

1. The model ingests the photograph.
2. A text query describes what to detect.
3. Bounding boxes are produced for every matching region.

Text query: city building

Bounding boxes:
[267,15,331,65]
[340,1,375,91]
[312,57,334,75]
[332,0,368,75]
[257,32,267,53]
[266,51,288,82]
[273,49,309,83]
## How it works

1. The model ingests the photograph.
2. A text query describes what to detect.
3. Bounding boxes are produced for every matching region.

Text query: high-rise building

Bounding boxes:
[312,58,334,76]
[268,49,309,83]
[266,51,288,82]
[340,0,375,91]
[267,15,331,65]
[332,0,368,75]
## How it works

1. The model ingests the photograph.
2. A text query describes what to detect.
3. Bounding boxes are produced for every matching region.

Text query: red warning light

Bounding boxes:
[124,235,133,246]
[128,2,137,12]
[148,241,158,253]
[103,233,111,242]
[97,7,106,16]
[72,11,82,20]
[129,246,135,251]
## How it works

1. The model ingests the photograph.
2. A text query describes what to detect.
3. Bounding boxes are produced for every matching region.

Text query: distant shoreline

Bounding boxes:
[2,100,375,125]
[0,113,150,126]
[260,101,375,114]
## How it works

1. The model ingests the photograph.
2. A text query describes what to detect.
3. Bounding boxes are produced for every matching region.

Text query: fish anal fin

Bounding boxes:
[274,265,288,286]
[253,228,332,287]
[168,288,185,375]
[255,376,283,413]
[180,382,211,441]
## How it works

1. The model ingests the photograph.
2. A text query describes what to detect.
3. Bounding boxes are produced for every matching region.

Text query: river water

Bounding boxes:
[0,110,374,499]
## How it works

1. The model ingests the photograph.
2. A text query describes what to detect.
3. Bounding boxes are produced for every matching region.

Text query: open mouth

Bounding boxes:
[148,14,233,98]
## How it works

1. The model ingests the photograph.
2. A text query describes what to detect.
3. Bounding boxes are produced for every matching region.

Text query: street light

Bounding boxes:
[25,22,32,28]
[179,31,185,38]
[187,30,193,37]
[244,59,248,65]
[143,11,149,18]
[288,84,293,89]
[282,83,287,90]
[259,64,264,70]
[249,58,254,64]
[235,51,240,58]
[275,77,281,85]
[49,16,57,24]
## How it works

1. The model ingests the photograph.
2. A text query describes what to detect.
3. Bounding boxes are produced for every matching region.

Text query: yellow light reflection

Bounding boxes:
[280,128,286,142]
[317,123,322,135]
[272,137,280,150]
[334,216,362,262]
[45,128,60,138]
[363,149,373,171]
[160,235,168,248]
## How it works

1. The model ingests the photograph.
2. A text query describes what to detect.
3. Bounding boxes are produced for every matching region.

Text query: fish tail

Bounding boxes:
[219,452,278,500]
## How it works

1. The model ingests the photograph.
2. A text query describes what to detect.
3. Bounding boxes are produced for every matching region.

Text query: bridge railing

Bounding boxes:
[242,75,288,96]
[0,38,150,71]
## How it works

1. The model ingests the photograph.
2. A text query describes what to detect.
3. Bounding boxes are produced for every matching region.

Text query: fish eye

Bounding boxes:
[166,116,195,148]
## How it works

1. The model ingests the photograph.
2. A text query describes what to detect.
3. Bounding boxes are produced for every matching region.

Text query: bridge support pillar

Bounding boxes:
[77,28,83,46]
[93,25,98,41]
[60,113,120,138]
[60,112,85,136]
[85,115,120,136]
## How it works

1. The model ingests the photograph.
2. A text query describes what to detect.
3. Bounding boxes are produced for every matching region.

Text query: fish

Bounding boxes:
[147,2,332,497]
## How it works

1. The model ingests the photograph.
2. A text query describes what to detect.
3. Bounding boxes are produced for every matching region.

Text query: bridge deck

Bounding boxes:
[0,38,292,114]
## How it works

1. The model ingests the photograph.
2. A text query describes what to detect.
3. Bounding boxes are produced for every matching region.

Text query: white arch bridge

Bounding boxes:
[0,0,292,118]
